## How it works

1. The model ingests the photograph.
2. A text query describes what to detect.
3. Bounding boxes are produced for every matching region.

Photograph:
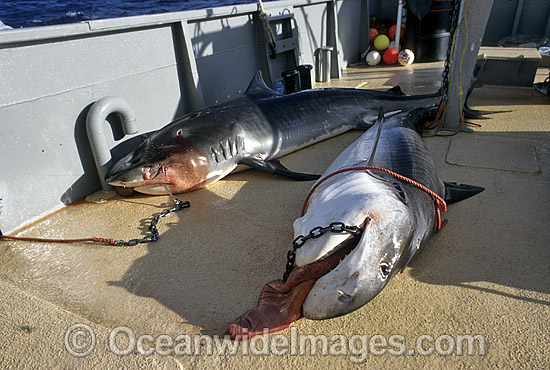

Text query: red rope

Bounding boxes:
[0,234,118,245]
[301,166,448,231]
[425,97,447,129]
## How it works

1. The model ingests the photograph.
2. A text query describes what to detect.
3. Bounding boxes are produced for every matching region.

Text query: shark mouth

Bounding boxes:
[115,186,135,197]
[111,165,170,197]
[226,236,360,340]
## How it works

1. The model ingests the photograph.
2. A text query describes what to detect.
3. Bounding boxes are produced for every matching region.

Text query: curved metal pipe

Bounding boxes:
[86,96,138,191]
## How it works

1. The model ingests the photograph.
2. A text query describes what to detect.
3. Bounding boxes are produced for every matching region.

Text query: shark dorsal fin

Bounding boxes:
[385,86,406,96]
[244,71,282,100]
[366,107,385,166]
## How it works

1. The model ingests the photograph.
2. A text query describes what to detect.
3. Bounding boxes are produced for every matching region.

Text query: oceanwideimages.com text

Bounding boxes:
[65,324,486,362]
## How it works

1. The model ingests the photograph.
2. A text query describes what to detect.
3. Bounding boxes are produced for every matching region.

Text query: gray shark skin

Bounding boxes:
[105,72,442,195]
[227,109,484,338]
[295,109,449,319]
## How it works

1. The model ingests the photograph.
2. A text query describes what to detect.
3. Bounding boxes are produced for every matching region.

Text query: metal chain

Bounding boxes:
[0,182,189,246]
[441,0,463,98]
[282,222,363,283]
[113,198,190,246]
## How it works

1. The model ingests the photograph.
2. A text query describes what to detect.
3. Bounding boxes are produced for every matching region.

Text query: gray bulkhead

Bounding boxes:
[0,0,369,233]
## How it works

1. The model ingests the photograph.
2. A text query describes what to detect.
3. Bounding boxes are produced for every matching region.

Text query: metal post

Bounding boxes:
[511,0,524,37]
[545,4,550,37]
[395,0,404,51]
[359,0,371,57]
[326,0,341,79]
[175,21,204,110]
[443,0,494,130]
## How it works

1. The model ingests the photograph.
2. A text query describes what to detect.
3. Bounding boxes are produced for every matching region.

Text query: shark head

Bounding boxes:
[294,173,416,319]
[105,122,210,195]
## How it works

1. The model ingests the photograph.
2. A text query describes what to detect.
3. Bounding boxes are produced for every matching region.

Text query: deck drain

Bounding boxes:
[446,135,540,174]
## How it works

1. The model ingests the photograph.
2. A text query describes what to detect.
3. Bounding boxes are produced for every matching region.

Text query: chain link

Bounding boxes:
[113,199,190,246]
[282,221,364,283]
[441,0,463,98]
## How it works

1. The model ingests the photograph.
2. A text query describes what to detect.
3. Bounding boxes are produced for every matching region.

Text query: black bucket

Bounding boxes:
[414,32,451,62]
[296,64,313,90]
[281,70,299,94]
[404,0,454,62]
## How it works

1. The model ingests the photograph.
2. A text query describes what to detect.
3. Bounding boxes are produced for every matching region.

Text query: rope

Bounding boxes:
[257,0,277,58]
[0,233,118,245]
[301,166,448,231]
[0,184,189,246]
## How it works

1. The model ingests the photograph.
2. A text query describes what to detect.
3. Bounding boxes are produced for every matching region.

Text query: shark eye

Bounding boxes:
[380,262,391,279]
[176,129,183,137]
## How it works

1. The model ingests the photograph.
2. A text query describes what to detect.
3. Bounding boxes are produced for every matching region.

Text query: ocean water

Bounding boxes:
[0,0,270,29]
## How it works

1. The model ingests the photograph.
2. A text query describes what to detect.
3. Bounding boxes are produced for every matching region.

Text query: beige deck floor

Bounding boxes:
[1,61,549,369]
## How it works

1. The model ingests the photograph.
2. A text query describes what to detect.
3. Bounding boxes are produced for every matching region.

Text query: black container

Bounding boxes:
[417,0,453,35]
[281,70,299,94]
[404,0,454,62]
[415,32,451,62]
[296,64,313,90]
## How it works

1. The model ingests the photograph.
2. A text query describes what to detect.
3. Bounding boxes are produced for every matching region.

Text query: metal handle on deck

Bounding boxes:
[86,97,137,191]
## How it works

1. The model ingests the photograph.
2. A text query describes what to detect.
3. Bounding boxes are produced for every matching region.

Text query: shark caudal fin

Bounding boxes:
[384,83,506,120]
[444,182,485,203]
[462,66,511,119]
[463,104,511,119]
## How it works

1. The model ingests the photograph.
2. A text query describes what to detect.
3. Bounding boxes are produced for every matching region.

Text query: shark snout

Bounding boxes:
[303,257,388,320]
[105,166,148,187]
[105,148,164,187]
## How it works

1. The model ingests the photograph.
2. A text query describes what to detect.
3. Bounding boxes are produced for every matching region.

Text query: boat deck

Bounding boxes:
[1,62,549,368]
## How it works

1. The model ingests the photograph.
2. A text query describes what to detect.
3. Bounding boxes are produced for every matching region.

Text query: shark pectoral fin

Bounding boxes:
[239,158,321,181]
[444,182,485,203]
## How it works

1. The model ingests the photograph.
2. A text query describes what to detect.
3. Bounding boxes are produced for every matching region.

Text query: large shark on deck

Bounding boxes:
[227,108,484,339]
[105,72,443,195]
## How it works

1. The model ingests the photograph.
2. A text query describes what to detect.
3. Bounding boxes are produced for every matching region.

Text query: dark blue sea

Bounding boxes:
[0,0,270,29]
